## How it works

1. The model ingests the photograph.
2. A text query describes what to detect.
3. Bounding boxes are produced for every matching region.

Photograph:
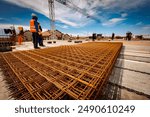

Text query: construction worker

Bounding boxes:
[30,13,39,49]
[17,27,24,45]
[112,33,115,40]
[38,22,45,46]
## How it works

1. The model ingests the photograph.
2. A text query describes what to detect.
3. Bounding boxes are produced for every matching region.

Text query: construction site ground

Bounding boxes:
[0,39,150,100]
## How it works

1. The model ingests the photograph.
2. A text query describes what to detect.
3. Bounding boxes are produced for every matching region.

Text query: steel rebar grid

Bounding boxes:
[0,42,122,99]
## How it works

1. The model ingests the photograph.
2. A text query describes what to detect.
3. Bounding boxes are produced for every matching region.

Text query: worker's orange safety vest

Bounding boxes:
[30,19,36,32]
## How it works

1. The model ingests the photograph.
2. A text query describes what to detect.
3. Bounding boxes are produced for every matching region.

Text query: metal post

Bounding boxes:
[48,0,55,40]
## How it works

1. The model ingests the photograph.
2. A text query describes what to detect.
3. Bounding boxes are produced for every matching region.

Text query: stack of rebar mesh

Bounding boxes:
[0,37,16,52]
[0,42,122,100]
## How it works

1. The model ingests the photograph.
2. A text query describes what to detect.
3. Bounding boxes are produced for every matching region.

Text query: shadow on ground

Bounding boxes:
[99,46,125,100]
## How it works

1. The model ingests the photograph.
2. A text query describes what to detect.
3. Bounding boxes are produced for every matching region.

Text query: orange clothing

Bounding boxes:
[30,19,36,32]
[18,35,23,45]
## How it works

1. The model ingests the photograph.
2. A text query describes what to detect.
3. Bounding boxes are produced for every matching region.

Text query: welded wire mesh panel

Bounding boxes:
[0,42,122,100]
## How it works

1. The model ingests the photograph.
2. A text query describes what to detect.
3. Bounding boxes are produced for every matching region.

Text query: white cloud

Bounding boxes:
[0,18,5,20]
[57,18,78,27]
[102,18,126,26]
[0,17,9,21]
[121,13,128,18]
[136,22,143,25]
[5,0,147,28]
[5,0,94,27]
[56,24,69,29]
[102,0,146,10]
[142,25,150,30]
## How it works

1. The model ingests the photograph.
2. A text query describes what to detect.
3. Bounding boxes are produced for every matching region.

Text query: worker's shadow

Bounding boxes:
[99,46,125,100]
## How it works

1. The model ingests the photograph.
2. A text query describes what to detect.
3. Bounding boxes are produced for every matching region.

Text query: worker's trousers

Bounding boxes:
[38,34,44,46]
[32,32,38,48]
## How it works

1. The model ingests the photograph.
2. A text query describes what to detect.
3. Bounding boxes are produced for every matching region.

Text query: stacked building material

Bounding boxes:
[0,36,16,52]
[0,42,122,99]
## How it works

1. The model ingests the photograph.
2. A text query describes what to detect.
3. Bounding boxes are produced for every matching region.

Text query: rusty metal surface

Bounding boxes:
[0,42,122,100]
[0,36,16,52]
[0,36,16,46]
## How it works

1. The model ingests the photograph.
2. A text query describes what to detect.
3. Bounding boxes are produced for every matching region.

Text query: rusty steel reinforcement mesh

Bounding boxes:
[0,42,122,100]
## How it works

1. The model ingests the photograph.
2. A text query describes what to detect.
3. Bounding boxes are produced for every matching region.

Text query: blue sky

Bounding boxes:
[0,0,150,36]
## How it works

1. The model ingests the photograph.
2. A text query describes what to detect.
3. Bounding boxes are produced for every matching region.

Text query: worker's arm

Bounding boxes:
[39,25,42,32]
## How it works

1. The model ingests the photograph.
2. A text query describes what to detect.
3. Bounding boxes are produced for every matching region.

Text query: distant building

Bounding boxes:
[143,34,150,40]
[97,34,103,40]
[42,30,72,40]
[63,34,71,40]
[42,30,51,40]
[135,35,143,40]
[115,36,125,39]
[135,34,150,40]
[24,30,32,41]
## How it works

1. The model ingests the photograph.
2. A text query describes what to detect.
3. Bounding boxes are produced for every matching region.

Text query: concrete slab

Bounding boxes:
[103,41,150,100]
[121,50,150,54]
[115,59,150,74]
[122,45,150,52]
[119,54,150,63]
[120,51,150,58]
[13,40,87,51]
[109,67,150,95]
[100,83,149,100]
[120,89,149,100]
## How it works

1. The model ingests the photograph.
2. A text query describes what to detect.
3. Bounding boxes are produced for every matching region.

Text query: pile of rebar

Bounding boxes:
[0,36,16,52]
[0,42,122,100]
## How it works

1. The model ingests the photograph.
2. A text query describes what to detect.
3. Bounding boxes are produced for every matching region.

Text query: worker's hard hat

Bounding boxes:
[31,13,37,17]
